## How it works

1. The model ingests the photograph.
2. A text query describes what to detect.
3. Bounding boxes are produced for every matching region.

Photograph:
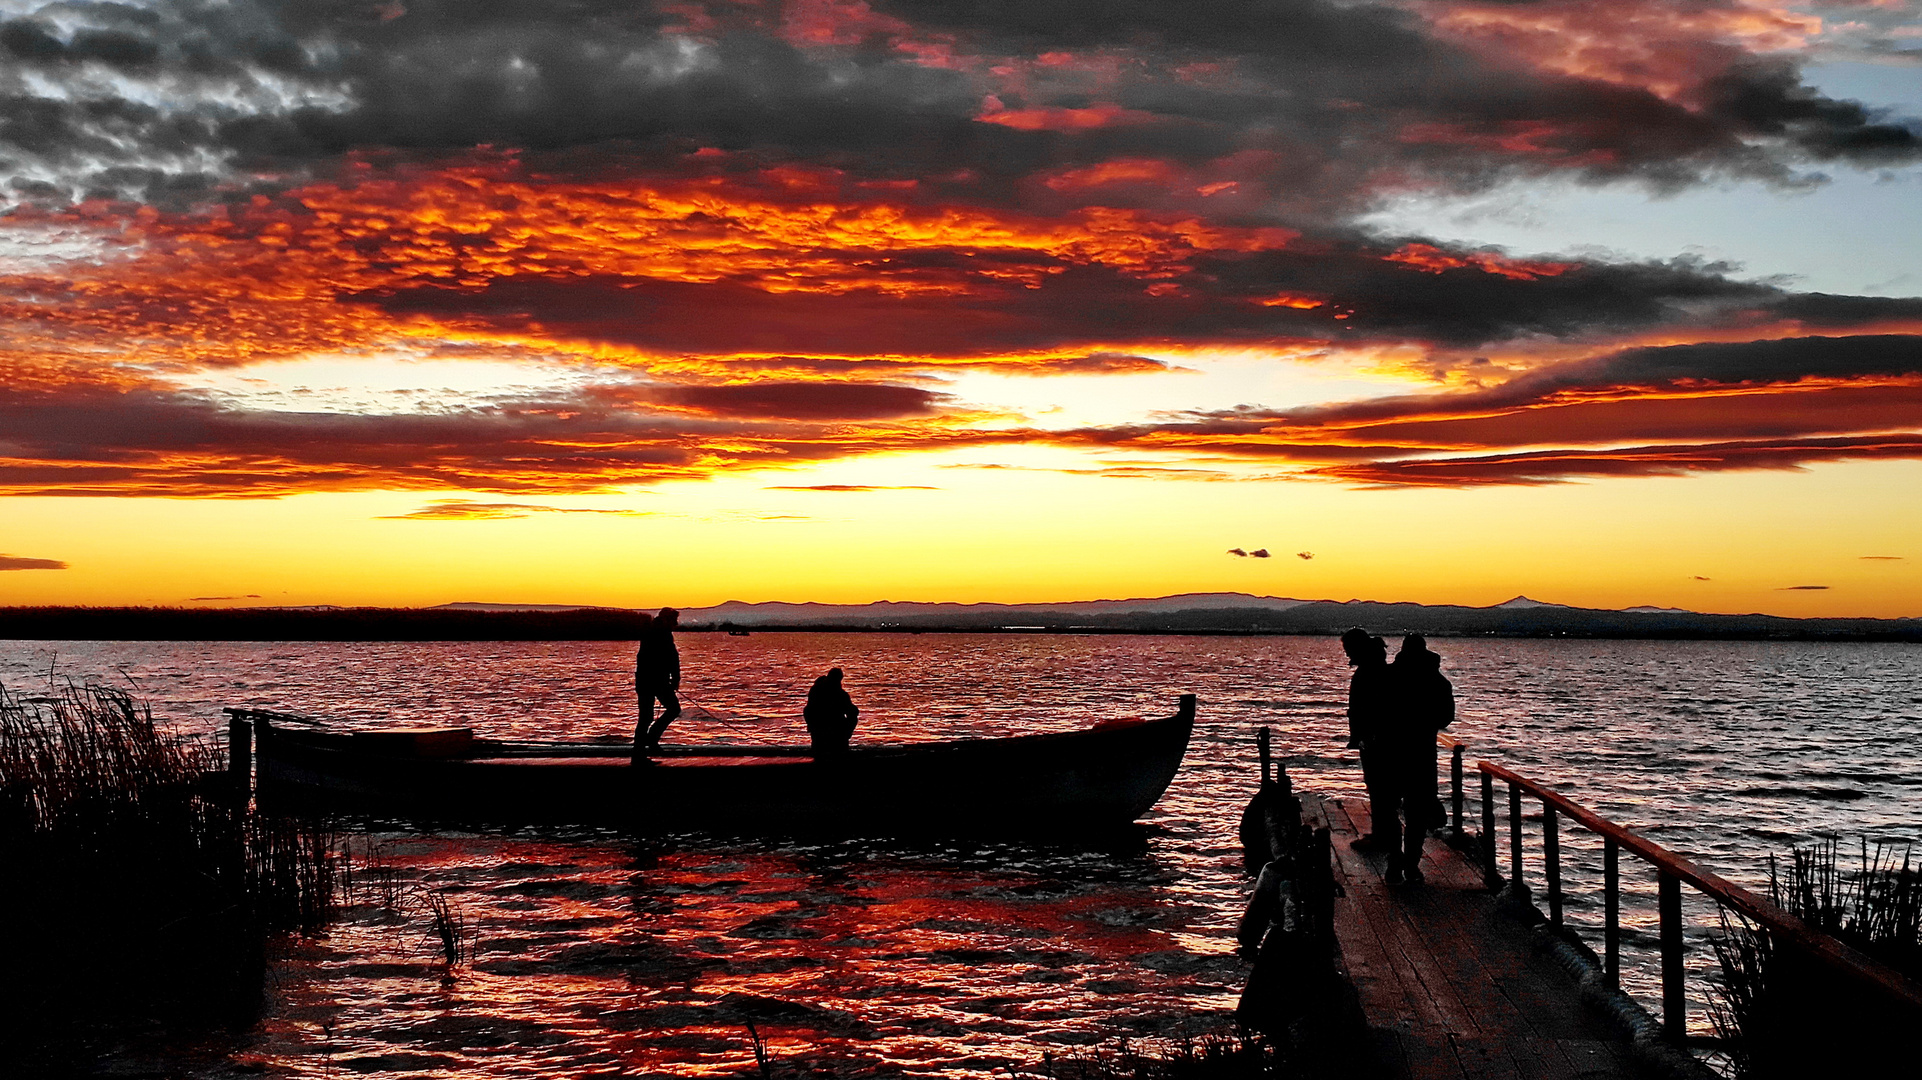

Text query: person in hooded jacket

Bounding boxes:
[804,668,860,756]
[1339,628,1397,850]
[632,607,682,758]
[1379,634,1455,885]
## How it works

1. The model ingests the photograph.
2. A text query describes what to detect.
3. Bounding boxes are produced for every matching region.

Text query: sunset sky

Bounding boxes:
[3,1,1921,616]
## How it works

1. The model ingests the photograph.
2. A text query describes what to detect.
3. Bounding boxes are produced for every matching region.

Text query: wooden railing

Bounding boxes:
[1437,732,1467,840]
[1476,759,1922,1041]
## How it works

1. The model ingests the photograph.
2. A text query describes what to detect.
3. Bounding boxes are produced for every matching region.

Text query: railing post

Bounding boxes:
[1257,726,1271,786]
[1543,803,1562,928]
[1659,868,1685,1041]
[1603,836,1620,985]
[1480,769,1498,885]
[1450,743,1465,838]
[1507,780,1524,889]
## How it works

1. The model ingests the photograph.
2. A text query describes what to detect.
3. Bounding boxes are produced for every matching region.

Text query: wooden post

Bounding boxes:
[228,712,252,803]
[1604,836,1620,984]
[1310,825,1334,945]
[1543,803,1562,928]
[1507,780,1524,889]
[1449,743,1465,838]
[1262,765,1295,869]
[1659,868,1685,1041]
[1480,769,1498,885]
[1257,725,1271,786]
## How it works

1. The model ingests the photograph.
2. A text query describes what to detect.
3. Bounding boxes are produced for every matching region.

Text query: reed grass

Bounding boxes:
[1708,835,1922,1078]
[0,679,343,1057]
[419,885,472,968]
[1770,836,1922,977]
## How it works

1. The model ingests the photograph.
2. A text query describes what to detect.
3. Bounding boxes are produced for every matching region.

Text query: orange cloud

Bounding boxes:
[378,501,652,521]
[976,102,1162,132]
[1384,243,1578,281]
[1303,434,1922,487]
[1424,0,1823,103]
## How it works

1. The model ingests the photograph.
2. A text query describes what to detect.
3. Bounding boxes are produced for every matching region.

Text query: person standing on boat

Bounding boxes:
[1340,628,1396,851]
[804,668,859,756]
[1379,634,1454,885]
[633,607,682,756]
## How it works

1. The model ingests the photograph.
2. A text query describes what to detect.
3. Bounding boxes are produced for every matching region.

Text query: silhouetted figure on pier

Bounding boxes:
[1340,628,1396,851]
[633,607,682,758]
[1380,634,1455,884]
[804,668,860,756]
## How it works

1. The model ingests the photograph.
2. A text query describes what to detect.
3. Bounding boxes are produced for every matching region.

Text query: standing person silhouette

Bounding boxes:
[1340,628,1396,850]
[1381,634,1455,885]
[633,607,682,758]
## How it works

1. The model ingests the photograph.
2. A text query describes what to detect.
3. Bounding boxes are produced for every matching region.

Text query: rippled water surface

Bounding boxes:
[5,634,1920,1074]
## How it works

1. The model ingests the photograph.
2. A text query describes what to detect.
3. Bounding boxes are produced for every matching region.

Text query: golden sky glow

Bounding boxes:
[2,0,1920,617]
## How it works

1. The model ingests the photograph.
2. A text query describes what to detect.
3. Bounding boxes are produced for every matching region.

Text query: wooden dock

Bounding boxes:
[1308,793,1658,1080]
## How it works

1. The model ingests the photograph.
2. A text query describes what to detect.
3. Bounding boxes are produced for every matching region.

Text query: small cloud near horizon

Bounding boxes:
[1296,551,1314,560]
[764,485,939,492]
[1228,547,1272,558]
[186,594,263,601]
[380,501,649,521]
[1860,556,1904,561]
[0,554,67,571]
[1778,585,1832,590]
[1692,575,1712,581]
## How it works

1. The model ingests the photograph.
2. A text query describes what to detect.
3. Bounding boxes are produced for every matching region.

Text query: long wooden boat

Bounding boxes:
[227,694,1194,834]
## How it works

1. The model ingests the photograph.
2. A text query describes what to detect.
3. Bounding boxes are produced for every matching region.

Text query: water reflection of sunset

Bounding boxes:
[260,833,1237,1077]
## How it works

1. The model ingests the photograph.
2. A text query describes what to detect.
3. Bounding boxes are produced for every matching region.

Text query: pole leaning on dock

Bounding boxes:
[227,712,253,809]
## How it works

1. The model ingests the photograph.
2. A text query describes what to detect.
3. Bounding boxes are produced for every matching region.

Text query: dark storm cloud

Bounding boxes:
[2,0,1914,210]
[1167,335,1922,438]
[0,371,1025,496]
[1779,585,1832,590]
[0,554,67,570]
[1013,330,1922,487]
[346,236,1836,356]
[646,381,948,420]
[1300,434,1922,487]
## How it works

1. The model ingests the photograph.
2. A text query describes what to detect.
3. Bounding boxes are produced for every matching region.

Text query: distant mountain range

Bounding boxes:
[2,594,1915,641]
[431,593,1922,641]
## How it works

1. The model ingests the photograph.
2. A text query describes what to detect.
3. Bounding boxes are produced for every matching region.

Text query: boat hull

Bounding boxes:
[245,697,1195,835]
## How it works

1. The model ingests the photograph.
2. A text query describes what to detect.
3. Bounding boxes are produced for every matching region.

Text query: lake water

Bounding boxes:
[5,634,1919,1076]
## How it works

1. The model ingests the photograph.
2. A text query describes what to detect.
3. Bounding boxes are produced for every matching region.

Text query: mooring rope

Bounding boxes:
[676,690,782,744]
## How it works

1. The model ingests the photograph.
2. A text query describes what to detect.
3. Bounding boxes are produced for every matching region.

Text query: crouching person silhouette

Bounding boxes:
[804,668,860,757]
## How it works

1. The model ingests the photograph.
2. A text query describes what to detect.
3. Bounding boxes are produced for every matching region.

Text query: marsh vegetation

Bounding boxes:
[0,680,343,1060]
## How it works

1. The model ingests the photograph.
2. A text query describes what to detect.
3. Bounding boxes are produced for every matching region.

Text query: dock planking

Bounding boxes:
[1305,793,1657,1080]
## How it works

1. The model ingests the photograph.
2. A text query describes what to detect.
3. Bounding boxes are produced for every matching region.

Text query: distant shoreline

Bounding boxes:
[2,605,1918,643]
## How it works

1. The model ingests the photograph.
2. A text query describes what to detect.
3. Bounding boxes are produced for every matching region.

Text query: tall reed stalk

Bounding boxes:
[1709,835,1922,1079]
[0,679,342,1058]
